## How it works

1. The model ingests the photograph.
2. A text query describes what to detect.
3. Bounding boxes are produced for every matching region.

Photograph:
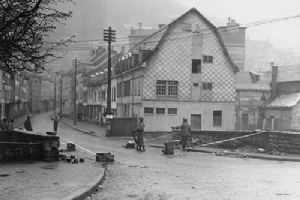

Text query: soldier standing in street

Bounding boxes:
[24,116,33,131]
[134,117,146,151]
[172,118,192,151]
[51,115,59,134]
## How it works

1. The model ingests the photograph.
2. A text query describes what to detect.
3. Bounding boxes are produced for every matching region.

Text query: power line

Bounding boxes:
[70,13,300,45]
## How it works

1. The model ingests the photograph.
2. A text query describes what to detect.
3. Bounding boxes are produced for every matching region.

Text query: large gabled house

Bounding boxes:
[114,8,239,132]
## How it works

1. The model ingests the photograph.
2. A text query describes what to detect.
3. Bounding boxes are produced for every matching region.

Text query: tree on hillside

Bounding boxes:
[0,0,75,74]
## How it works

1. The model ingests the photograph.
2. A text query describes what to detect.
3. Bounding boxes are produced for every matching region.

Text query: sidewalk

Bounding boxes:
[62,118,107,138]
[0,142,105,200]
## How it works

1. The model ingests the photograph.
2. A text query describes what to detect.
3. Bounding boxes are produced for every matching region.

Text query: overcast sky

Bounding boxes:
[175,0,300,52]
[52,0,300,70]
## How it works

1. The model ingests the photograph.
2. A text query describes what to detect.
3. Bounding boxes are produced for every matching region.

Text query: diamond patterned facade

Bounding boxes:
[115,8,237,131]
[143,12,235,102]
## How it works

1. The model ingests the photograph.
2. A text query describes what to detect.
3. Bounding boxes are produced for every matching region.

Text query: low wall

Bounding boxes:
[0,130,60,162]
[0,142,42,161]
[267,131,300,154]
[192,130,268,148]
[110,118,136,137]
[191,130,300,154]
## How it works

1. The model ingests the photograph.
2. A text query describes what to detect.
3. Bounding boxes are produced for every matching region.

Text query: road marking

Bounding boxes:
[60,139,96,155]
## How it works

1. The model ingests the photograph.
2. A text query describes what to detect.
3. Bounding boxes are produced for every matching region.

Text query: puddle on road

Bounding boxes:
[0,173,10,177]
[40,163,58,170]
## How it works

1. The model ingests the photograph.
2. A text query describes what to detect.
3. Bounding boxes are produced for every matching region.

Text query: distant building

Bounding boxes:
[219,18,246,71]
[82,47,122,122]
[235,71,271,130]
[114,8,239,132]
[262,65,300,131]
[128,24,159,49]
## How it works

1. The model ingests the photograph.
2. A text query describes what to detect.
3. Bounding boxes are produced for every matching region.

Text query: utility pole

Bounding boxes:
[59,70,63,119]
[73,58,77,125]
[103,26,116,119]
[54,74,56,115]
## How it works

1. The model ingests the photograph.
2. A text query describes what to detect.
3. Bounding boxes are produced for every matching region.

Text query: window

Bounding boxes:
[102,90,106,100]
[192,59,201,73]
[124,80,131,96]
[193,83,199,87]
[168,81,178,96]
[203,55,213,63]
[156,80,166,95]
[117,82,122,97]
[203,82,212,90]
[156,80,178,96]
[156,108,165,115]
[168,108,177,115]
[213,110,222,127]
[144,107,154,114]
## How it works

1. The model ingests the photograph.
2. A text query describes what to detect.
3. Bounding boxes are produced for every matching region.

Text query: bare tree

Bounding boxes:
[0,0,74,74]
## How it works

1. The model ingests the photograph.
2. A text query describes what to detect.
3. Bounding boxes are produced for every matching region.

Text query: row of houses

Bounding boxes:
[0,69,56,120]
[61,8,300,132]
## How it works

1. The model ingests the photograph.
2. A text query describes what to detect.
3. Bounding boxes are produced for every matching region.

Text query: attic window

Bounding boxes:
[249,72,260,83]
[203,55,213,63]
[181,23,192,32]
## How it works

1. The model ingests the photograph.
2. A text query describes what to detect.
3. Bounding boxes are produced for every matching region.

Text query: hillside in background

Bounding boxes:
[50,1,300,72]
[245,38,300,71]
[49,0,187,71]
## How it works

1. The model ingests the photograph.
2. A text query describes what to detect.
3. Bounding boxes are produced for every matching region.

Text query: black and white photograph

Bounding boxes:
[1,0,300,199]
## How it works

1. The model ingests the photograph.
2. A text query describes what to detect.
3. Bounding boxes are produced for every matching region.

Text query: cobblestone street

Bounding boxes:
[33,113,300,200]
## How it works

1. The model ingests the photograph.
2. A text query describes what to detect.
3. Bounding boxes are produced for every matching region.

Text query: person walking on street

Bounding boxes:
[51,115,59,134]
[172,118,192,151]
[134,117,146,151]
[24,116,33,131]
[0,118,7,131]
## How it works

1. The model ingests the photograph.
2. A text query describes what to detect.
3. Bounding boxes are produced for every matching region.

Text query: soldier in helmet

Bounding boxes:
[172,118,191,151]
[134,117,145,151]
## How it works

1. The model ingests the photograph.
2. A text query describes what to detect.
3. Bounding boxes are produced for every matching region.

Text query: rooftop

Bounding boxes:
[236,71,271,91]
[264,93,300,108]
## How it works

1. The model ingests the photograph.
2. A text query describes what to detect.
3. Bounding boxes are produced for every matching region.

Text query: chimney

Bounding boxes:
[270,63,278,99]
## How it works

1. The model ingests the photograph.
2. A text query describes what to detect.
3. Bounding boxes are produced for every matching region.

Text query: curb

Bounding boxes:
[61,120,104,139]
[149,144,300,162]
[61,163,106,200]
[61,120,132,140]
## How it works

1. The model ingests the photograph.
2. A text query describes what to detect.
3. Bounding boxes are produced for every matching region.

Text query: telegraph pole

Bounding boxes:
[73,58,77,125]
[54,75,57,115]
[104,26,116,119]
[59,70,63,119]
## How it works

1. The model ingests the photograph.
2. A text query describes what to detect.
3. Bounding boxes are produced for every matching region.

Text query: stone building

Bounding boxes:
[262,65,300,131]
[235,71,271,130]
[114,8,239,132]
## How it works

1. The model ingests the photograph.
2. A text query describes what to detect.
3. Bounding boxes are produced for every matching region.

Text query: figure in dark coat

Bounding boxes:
[52,115,59,134]
[133,117,145,151]
[172,118,191,150]
[24,116,33,131]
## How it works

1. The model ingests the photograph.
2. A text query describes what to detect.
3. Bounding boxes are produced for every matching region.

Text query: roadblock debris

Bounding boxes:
[96,153,114,162]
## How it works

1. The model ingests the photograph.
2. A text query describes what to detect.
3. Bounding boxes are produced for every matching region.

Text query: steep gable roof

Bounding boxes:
[130,8,239,72]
